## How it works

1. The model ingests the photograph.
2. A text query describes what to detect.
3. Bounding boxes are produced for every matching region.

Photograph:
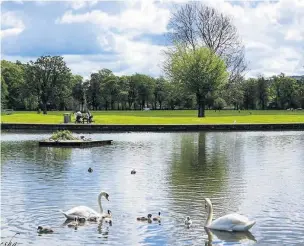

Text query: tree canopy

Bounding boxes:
[1,57,303,113]
[164,45,228,117]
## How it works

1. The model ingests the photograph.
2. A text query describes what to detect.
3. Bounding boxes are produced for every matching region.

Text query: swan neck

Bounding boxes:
[205,201,213,226]
[98,193,103,214]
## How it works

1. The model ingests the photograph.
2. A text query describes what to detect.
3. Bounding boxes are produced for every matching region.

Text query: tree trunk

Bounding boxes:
[43,103,47,114]
[197,93,205,117]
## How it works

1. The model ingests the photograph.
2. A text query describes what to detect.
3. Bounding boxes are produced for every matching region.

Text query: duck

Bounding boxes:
[153,212,161,222]
[104,210,112,223]
[37,226,54,234]
[204,198,255,232]
[77,217,86,223]
[67,217,79,229]
[137,214,152,221]
[185,216,192,226]
[87,216,98,222]
[88,167,93,173]
[131,169,136,174]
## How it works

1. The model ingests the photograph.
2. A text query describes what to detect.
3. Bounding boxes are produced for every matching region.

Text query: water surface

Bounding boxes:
[1,131,304,245]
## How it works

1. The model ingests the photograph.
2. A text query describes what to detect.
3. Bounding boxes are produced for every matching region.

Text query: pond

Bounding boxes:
[1,131,304,245]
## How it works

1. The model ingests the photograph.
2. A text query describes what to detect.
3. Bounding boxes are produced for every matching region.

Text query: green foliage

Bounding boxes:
[1,56,302,113]
[49,130,79,141]
[165,45,228,117]
[1,60,26,109]
[213,97,227,110]
[1,75,8,109]
[25,56,71,114]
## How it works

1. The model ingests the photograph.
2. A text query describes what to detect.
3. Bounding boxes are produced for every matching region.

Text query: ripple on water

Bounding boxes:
[1,131,304,245]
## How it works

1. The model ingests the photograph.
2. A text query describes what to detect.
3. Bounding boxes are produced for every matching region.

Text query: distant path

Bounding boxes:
[2,123,304,132]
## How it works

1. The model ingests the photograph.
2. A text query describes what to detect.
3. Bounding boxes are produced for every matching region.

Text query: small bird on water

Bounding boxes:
[185,216,192,226]
[153,212,161,222]
[37,226,54,234]
[88,167,93,173]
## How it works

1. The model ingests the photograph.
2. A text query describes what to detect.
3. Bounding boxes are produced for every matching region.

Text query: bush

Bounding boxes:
[49,130,79,141]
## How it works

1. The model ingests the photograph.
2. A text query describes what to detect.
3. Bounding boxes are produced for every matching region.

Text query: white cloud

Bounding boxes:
[59,1,170,34]
[0,11,25,38]
[67,0,98,10]
[2,0,304,78]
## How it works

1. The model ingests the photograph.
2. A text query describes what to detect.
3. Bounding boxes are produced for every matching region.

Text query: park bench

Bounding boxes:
[82,114,94,124]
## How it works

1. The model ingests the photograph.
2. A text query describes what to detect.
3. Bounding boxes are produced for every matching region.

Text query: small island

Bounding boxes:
[39,130,113,147]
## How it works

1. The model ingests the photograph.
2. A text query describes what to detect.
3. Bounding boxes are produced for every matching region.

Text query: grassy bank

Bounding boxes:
[1,110,304,124]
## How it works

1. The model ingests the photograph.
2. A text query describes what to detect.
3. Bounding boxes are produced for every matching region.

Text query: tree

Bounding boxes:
[1,75,8,109]
[153,77,168,109]
[25,56,71,114]
[71,75,85,111]
[131,74,155,109]
[256,75,269,110]
[164,45,228,117]
[269,73,298,109]
[1,60,26,110]
[168,2,246,83]
[222,76,244,110]
[213,97,226,110]
[242,78,257,110]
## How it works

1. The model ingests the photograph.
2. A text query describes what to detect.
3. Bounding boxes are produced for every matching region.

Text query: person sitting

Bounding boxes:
[83,111,93,123]
[75,111,82,123]
[87,111,94,123]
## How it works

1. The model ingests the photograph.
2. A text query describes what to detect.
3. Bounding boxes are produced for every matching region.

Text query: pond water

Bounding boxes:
[1,131,304,246]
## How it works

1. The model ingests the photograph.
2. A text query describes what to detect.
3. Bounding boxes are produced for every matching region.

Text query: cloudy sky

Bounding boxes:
[1,0,303,79]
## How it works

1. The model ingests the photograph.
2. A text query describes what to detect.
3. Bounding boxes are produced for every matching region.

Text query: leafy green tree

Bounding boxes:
[164,45,228,117]
[296,79,304,108]
[256,75,269,110]
[71,75,85,111]
[153,77,168,109]
[269,73,298,109]
[117,76,130,110]
[242,78,257,110]
[213,97,226,110]
[1,75,8,109]
[25,56,71,114]
[1,60,26,109]
[131,74,155,109]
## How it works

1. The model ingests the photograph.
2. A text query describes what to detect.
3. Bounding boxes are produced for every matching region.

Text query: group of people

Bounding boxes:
[75,110,93,123]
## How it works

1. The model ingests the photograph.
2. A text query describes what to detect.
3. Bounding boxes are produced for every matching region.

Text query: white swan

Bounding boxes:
[204,198,255,232]
[60,191,109,220]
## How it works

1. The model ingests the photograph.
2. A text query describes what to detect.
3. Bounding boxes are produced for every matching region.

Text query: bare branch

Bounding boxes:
[166,2,247,82]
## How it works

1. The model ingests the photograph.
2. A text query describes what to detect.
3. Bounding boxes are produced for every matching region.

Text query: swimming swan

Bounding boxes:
[60,191,109,220]
[204,198,255,232]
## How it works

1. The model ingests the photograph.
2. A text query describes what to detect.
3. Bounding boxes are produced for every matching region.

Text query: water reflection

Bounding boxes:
[204,228,256,245]
[1,132,304,245]
[170,132,228,195]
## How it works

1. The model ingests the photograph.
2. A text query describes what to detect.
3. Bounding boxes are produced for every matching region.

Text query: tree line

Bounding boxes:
[1,58,303,114]
[1,2,303,115]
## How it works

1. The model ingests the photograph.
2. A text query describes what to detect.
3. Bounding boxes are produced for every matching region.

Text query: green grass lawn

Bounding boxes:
[1,110,304,124]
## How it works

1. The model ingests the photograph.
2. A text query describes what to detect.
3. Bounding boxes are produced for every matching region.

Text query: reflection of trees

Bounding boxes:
[170,132,228,196]
[1,141,72,179]
[2,141,72,163]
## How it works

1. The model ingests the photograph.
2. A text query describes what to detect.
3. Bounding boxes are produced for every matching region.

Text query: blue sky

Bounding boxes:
[1,0,303,79]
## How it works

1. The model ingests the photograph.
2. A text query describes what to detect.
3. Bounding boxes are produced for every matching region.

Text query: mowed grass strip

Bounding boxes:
[1,110,304,124]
